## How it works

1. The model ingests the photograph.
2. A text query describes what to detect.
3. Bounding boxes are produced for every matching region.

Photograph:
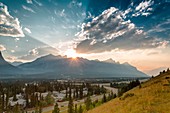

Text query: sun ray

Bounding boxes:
[64,49,78,59]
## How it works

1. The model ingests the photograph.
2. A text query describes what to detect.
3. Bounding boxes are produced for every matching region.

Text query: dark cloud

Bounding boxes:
[0,3,24,37]
[75,7,169,53]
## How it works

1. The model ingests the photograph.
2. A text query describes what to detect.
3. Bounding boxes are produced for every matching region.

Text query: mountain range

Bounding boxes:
[0,51,148,78]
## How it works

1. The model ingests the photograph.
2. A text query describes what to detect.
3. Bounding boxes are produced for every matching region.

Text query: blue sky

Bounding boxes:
[0,0,170,72]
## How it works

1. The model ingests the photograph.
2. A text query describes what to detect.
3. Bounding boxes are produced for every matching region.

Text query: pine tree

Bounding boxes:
[6,89,9,110]
[85,95,92,111]
[68,97,74,113]
[0,94,3,113]
[52,103,60,113]
[78,105,83,113]
[102,93,107,103]
[13,103,20,113]
[74,104,78,113]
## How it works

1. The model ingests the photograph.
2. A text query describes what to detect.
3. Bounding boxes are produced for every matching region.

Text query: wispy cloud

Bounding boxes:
[59,9,66,17]
[22,5,36,13]
[133,0,154,17]
[0,3,24,37]
[24,27,32,33]
[26,0,33,4]
[33,0,42,6]
[18,46,59,61]
[68,0,82,8]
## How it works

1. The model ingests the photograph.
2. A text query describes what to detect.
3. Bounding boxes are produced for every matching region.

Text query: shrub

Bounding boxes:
[121,93,134,100]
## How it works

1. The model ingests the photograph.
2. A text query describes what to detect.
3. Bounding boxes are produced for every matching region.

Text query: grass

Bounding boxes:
[88,72,170,113]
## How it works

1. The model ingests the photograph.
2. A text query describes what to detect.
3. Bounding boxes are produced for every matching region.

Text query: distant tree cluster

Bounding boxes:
[0,80,107,112]
[118,80,140,97]
[160,68,170,75]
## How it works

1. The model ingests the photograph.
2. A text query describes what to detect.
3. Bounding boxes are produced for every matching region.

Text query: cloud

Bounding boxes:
[18,46,59,61]
[68,0,82,8]
[0,45,6,51]
[33,0,42,6]
[22,5,36,13]
[24,27,31,33]
[59,9,66,17]
[75,7,168,53]
[0,3,24,37]
[133,0,154,17]
[5,56,17,61]
[26,0,33,4]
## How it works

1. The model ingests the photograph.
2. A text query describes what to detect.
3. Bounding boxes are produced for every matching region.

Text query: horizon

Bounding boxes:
[0,0,170,74]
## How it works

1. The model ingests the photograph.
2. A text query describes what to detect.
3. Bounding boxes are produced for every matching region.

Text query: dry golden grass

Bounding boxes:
[88,73,170,113]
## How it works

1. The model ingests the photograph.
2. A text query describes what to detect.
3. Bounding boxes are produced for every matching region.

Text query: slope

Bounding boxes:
[88,70,170,113]
[0,51,21,75]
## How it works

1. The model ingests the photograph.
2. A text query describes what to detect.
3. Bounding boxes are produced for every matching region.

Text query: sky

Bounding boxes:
[0,0,170,73]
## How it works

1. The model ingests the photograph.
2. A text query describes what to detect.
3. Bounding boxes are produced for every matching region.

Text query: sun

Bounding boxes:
[65,49,78,59]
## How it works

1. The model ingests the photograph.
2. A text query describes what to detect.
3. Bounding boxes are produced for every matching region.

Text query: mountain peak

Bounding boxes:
[0,51,6,63]
[0,51,3,58]
[37,54,64,62]
[104,58,116,63]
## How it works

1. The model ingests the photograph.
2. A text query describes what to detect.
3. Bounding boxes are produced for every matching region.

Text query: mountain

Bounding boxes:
[10,61,23,66]
[18,54,148,78]
[88,70,170,113]
[0,51,21,76]
[145,67,168,76]
[103,58,117,64]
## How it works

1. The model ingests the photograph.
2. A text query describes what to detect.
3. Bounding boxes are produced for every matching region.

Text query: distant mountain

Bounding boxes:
[18,54,148,78]
[103,58,118,64]
[145,67,168,76]
[0,51,21,76]
[10,61,23,66]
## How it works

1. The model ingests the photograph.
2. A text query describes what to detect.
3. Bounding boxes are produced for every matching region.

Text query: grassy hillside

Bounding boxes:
[88,71,170,113]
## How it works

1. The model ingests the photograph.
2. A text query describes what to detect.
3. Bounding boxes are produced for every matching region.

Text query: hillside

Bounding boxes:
[0,51,21,75]
[88,70,170,113]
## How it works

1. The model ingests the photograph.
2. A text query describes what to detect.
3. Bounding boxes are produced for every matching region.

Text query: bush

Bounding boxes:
[121,93,134,100]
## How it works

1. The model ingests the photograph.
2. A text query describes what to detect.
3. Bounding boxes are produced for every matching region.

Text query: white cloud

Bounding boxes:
[75,7,168,53]
[33,0,43,6]
[26,0,33,4]
[22,5,36,13]
[135,0,153,11]
[133,0,154,17]
[24,27,31,33]
[29,48,38,56]
[60,9,65,17]
[0,3,24,37]
[68,0,82,8]
[0,45,6,51]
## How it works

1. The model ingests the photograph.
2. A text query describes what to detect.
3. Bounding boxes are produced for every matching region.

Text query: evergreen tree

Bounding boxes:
[68,97,74,113]
[52,103,60,113]
[79,87,83,99]
[78,105,83,113]
[6,89,9,110]
[45,93,55,105]
[85,95,92,111]
[0,94,2,113]
[13,103,20,113]
[1,92,5,111]
[74,104,78,113]
[39,105,42,113]
[102,93,107,103]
